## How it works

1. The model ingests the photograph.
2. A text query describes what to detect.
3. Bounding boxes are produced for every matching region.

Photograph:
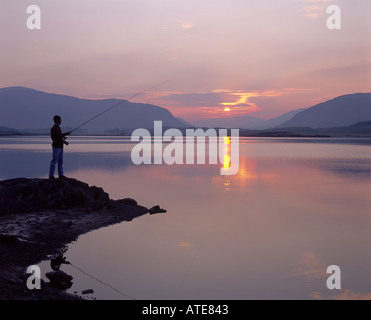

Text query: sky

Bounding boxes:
[1,0,370,121]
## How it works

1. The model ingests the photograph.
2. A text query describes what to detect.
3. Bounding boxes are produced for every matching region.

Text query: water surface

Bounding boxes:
[1,136,370,299]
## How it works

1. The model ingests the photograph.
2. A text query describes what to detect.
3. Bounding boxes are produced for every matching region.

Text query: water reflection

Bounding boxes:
[1,137,370,299]
[293,251,371,300]
[221,137,231,191]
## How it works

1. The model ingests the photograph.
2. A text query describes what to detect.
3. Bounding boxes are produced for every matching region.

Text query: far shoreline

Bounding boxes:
[2,133,371,139]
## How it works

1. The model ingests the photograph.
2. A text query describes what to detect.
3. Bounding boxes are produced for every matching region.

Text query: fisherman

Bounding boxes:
[48,115,71,179]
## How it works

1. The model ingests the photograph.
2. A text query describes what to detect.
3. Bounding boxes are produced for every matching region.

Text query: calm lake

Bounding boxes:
[1,136,370,300]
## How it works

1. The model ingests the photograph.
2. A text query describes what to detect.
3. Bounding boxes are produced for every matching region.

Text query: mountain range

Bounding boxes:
[0,87,186,134]
[193,108,305,129]
[279,93,371,128]
[193,93,371,129]
[0,87,370,135]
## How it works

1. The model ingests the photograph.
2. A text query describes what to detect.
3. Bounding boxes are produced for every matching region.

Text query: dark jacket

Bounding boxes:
[51,124,65,148]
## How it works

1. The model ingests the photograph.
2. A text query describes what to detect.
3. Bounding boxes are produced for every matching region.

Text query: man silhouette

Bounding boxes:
[49,115,71,179]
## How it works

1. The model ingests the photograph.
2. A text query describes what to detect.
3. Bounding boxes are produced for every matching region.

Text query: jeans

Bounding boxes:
[49,147,64,177]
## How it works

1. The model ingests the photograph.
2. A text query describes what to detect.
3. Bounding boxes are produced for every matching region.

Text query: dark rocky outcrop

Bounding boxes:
[0,177,166,300]
[0,177,110,215]
[45,271,73,290]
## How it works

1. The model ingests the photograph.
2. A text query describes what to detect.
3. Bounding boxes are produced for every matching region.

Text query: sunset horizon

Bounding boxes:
[1,0,370,122]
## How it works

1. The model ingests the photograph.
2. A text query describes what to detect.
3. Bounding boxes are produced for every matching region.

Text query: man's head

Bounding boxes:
[53,115,61,125]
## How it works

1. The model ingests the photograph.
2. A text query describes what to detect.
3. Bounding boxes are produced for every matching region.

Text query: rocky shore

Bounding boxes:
[0,177,166,300]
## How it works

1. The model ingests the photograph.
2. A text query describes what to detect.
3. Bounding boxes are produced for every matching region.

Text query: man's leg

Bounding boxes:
[49,147,60,177]
[58,148,64,177]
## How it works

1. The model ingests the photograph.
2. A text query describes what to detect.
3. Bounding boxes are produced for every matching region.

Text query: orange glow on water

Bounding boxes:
[223,155,230,169]
[223,136,231,170]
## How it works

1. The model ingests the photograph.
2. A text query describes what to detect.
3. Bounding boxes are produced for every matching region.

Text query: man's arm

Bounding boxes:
[62,131,71,145]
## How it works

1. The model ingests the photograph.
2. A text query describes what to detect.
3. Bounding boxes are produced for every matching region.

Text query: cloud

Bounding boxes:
[292,251,327,281]
[299,0,333,19]
[178,240,194,250]
[215,89,282,110]
[332,290,371,300]
[82,85,320,121]
[307,64,371,79]
[114,87,293,121]
[181,22,196,29]
[163,47,182,61]
[309,289,371,300]
[147,89,284,116]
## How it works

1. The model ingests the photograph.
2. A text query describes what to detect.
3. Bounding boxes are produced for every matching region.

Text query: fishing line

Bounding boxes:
[61,81,170,298]
[70,80,171,134]
[68,261,137,300]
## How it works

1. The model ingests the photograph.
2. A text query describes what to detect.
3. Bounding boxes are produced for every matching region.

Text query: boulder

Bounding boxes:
[82,289,94,295]
[45,270,73,290]
[149,205,167,215]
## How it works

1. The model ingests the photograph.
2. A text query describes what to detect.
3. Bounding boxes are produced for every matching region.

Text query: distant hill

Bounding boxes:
[176,117,194,127]
[2,88,370,134]
[280,93,371,128]
[0,126,21,135]
[0,87,189,134]
[191,109,305,130]
[318,120,371,136]
[257,108,305,129]
[348,120,371,129]
[238,120,371,137]
[2,120,370,137]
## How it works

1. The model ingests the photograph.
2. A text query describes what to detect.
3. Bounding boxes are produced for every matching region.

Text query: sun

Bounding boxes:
[224,107,231,112]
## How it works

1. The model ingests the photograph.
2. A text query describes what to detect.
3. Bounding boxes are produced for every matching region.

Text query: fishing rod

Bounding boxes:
[69,80,171,134]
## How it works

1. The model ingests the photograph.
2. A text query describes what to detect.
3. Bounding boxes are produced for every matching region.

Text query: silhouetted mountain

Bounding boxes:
[257,108,305,129]
[317,120,371,136]
[0,126,21,135]
[280,93,371,128]
[348,120,371,129]
[239,120,371,137]
[176,117,194,127]
[0,87,189,134]
[191,109,306,129]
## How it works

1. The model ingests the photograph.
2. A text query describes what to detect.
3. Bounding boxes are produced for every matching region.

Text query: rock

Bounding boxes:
[0,177,110,215]
[0,177,167,218]
[149,205,167,215]
[0,234,19,243]
[45,270,73,290]
[116,198,138,206]
[82,289,94,295]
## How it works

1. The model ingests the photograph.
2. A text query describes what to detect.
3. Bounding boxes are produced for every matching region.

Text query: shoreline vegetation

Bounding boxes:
[0,177,166,300]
